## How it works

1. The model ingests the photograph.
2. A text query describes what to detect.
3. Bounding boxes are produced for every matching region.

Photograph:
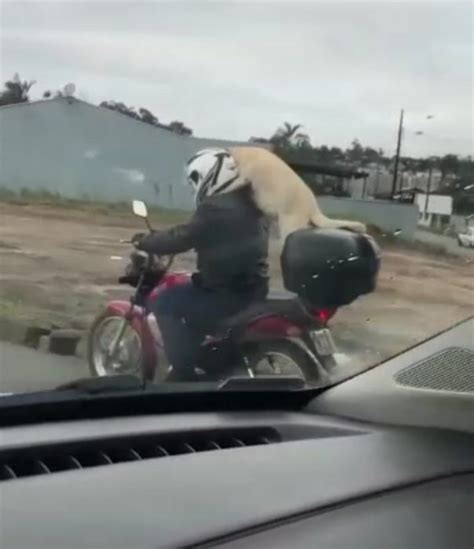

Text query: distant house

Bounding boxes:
[0,97,268,210]
[400,170,443,193]
[393,186,425,204]
[415,192,453,230]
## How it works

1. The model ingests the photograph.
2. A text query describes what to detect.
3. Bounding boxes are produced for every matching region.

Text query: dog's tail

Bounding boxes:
[310,210,366,234]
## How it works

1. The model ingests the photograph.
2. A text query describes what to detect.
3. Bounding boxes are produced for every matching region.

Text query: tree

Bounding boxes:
[43,90,65,99]
[314,145,332,164]
[0,73,36,106]
[99,100,193,135]
[100,100,139,120]
[167,120,193,136]
[329,146,345,163]
[362,146,381,165]
[457,157,473,188]
[439,154,459,180]
[249,136,270,144]
[138,107,158,126]
[294,132,312,149]
[271,122,306,148]
[346,139,364,163]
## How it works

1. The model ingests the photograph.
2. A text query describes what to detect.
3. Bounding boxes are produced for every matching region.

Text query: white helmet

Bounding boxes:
[186,148,240,205]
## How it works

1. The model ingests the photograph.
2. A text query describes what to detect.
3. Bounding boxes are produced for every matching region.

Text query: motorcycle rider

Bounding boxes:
[135,148,270,381]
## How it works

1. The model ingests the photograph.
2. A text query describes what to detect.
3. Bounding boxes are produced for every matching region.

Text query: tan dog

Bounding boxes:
[228,146,366,239]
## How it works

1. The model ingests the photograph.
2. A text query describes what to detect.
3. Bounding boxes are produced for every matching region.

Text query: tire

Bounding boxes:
[245,340,326,384]
[457,237,463,247]
[87,311,145,378]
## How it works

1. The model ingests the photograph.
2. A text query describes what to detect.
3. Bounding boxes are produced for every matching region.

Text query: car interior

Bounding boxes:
[0,316,472,549]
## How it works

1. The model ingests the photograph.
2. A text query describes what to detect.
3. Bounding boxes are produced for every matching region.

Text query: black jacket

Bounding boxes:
[138,188,270,296]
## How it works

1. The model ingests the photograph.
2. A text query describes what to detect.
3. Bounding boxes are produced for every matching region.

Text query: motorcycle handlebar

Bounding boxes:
[130,249,174,272]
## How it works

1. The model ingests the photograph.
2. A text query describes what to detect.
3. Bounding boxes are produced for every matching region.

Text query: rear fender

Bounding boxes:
[241,315,303,339]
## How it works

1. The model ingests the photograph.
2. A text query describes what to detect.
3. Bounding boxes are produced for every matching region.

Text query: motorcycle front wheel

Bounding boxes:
[87,312,144,378]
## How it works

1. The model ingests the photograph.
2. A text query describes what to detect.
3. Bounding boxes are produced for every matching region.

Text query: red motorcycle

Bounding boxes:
[87,200,340,384]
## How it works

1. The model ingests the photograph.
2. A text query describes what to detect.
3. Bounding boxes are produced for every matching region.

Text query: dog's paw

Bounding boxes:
[346,221,367,233]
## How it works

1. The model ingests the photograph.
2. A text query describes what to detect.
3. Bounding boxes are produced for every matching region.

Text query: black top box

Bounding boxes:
[281,228,381,308]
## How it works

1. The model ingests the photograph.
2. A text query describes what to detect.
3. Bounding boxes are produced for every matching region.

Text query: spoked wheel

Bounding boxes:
[88,313,143,377]
[245,340,321,383]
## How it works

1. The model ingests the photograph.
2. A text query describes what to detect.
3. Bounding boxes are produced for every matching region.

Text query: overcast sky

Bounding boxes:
[1,0,472,157]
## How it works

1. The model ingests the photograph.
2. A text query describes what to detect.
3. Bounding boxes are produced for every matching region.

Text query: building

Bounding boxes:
[275,148,368,198]
[399,170,443,194]
[356,163,444,201]
[415,193,453,230]
[0,97,267,210]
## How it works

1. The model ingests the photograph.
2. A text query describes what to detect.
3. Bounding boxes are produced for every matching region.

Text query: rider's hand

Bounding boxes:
[131,232,146,248]
[127,249,150,273]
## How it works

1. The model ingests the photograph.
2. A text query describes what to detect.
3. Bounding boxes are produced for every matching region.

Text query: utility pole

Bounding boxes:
[374,159,381,198]
[424,162,433,218]
[391,108,404,199]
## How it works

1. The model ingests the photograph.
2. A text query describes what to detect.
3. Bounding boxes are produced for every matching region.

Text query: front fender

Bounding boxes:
[104,300,157,380]
[106,300,144,318]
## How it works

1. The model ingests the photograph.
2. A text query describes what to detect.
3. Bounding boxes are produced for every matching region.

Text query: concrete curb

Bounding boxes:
[0,317,87,361]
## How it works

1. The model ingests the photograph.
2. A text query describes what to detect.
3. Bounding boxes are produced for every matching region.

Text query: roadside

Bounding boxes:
[414,228,474,258]
[0,201,472,392]
[0,341,87,394]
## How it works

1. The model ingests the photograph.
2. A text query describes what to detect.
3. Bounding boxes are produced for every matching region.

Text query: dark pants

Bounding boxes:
[153,281,259,381]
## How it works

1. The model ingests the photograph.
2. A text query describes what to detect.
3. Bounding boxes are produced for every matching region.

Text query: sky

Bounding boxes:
[0,0,472,158]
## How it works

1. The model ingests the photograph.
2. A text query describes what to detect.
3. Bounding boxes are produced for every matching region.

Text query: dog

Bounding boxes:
[228,146,366,240]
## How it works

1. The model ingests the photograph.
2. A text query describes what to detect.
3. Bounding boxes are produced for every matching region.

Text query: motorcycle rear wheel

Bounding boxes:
[245,340,325,384]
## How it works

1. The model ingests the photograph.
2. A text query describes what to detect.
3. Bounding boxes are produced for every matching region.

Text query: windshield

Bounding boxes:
[0,1,472,398]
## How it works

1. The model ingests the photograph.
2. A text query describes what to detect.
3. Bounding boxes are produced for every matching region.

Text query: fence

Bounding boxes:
[318,196,418,238]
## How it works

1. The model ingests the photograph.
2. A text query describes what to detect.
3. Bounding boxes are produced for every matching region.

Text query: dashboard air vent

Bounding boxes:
[0,428,279,482]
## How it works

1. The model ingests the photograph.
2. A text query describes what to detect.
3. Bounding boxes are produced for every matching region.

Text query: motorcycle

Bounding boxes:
[87,200,339,385]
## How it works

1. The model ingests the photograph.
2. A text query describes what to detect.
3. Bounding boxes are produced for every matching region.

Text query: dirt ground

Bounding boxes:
[0,202,473,375]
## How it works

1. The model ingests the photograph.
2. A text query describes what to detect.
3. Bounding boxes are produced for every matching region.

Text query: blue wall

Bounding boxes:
[0,98,418,237]
[0,97,262,210]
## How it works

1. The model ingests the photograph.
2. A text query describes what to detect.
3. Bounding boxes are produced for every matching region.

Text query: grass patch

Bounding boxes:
[0,187,454,259]
[0,187,188,225]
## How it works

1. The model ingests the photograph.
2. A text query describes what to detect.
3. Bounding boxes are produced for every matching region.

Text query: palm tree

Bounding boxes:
[294,132,311,149]
[271,122,307,148]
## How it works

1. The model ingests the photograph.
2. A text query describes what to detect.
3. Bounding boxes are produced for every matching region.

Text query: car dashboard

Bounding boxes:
[0,317,473,549]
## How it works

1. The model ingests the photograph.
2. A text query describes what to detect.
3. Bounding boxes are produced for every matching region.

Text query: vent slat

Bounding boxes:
[36,460,51,474]
[2,464,17,479]
[99,452,113,464]
[129,449,142,460]
[0,428,279,482]
[182,443,196,453]
[67,456,83,470]
[156,445,169,456]
[230,438,245,447]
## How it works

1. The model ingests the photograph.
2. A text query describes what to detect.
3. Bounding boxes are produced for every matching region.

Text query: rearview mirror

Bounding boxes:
[132,200,148,219]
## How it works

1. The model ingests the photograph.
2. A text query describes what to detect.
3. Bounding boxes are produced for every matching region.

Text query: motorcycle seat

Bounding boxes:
[215,291,309,337]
